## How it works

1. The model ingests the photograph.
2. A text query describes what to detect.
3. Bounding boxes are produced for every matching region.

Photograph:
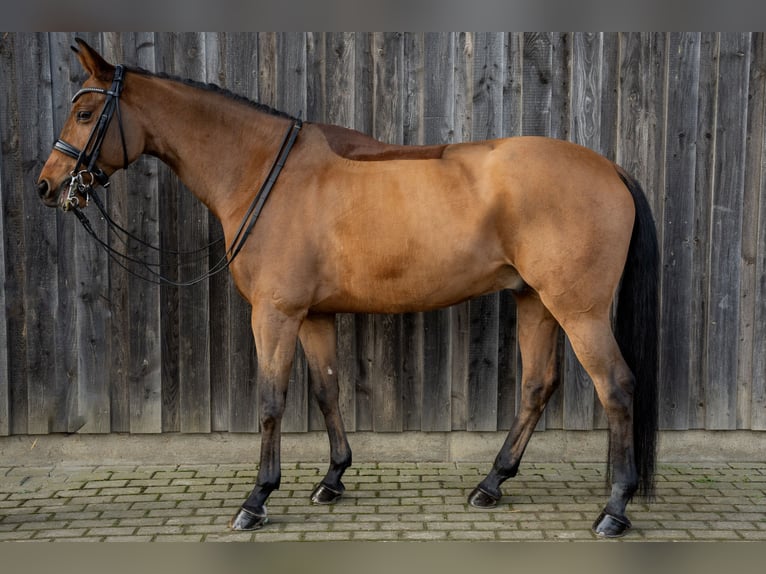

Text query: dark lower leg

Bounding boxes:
[230,398,285,531]
[471,387,553,506]
[300,314,352,503]
[472,292,560,507]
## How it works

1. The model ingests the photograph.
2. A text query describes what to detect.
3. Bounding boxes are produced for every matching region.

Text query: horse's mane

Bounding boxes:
[125,65,297,121]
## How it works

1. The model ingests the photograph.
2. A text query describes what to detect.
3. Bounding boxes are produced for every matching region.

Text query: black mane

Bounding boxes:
[125,65,297,121]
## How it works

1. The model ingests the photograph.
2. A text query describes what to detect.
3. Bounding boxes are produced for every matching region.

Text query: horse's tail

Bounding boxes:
[614,166,660,499]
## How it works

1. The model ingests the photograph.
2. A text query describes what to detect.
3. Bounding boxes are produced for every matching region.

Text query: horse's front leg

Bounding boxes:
[299,313,352,504]
[230,304,303,531]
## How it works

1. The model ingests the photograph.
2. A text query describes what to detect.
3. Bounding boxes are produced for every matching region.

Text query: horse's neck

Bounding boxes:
[134,75,290,219]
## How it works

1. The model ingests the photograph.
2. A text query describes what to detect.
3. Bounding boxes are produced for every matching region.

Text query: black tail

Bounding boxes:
[614,167,660,499]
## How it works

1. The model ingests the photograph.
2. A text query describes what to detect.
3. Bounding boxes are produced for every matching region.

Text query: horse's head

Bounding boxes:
[37,38,144,210]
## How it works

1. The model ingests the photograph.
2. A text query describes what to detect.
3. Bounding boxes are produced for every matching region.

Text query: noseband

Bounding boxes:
[53,64,128,211]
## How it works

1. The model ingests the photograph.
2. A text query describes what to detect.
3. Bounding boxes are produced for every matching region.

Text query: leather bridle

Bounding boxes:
[54,64,129,211]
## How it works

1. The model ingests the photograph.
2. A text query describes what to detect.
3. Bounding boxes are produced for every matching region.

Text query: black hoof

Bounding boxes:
[592,510,632,538]
[468,486,500,509]
[310,481,344,505]
[229,506,268,531]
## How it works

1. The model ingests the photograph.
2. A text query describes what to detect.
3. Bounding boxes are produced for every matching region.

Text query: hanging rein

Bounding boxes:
[53,64,302,287]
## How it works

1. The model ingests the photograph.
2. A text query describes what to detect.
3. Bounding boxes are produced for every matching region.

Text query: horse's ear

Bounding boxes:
[71,37,114,81]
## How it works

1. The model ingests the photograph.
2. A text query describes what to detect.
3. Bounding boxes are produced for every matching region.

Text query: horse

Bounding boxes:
[37,38,659,538]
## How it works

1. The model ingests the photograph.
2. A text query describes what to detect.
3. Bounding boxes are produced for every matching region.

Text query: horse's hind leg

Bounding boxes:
[470,290,561,508]
[561,315,638,537]
[299,313,352,504]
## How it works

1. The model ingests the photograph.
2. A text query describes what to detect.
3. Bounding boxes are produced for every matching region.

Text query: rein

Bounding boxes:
[55,65,303,286]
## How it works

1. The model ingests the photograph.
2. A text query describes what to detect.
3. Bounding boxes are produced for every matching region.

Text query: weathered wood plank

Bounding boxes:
[705,33,750,430]
[705,33,750,429]
[0,33,29,435]
[522,32,552,136]
[753,178,766,427]
[172,33,212,434]
[0,47,8,434]
[738,32,764,429]
[21,33,59,434]
[689,32,720,429]
[659,33,700,430]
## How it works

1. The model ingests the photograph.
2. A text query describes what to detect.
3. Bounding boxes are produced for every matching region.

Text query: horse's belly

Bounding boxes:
[311,258,524,314]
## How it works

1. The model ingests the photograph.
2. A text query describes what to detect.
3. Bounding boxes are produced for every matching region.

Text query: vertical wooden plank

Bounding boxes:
[660,33,700,430]
[466,32,503,432]
[420,32,454,431]
[402,32,425,431]
[1,32,29,435]
[738,33,765,429]
[152,33,181,433]
[522,32,552,136]
[563,32,601,430]
[277,32,309,433]
[370,32,404,432]
[689,33,719,429]
[599,33,620,163]
[324,32,358,432]
[705,33,751,430]
[26,33,83,434]
[0,43,8,434]
[751,33,766,430]
[167,32,212,434]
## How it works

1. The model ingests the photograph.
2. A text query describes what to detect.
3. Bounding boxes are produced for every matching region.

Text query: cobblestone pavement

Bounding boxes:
[1,461,765,542]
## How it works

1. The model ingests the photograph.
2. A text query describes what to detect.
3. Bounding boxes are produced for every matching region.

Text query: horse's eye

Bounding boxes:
[76,110,93,122]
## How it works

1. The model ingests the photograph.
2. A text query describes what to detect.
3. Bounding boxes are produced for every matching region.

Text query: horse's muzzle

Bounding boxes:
[37,178,61,208]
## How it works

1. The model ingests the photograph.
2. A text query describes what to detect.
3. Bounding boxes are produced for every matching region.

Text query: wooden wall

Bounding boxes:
[1,32,764,437]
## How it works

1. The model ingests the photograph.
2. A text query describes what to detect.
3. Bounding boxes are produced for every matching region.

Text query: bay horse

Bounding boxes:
[37,38,659,538]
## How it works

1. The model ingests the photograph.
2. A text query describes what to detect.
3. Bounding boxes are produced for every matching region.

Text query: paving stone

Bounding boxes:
[0,460,764,542]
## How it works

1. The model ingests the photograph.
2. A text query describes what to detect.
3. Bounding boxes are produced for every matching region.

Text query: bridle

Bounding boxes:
[51,64,303,286]
[54,64,129,211]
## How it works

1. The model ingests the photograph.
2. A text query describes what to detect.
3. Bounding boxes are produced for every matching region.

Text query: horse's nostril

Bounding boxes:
[37,180,49,198]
